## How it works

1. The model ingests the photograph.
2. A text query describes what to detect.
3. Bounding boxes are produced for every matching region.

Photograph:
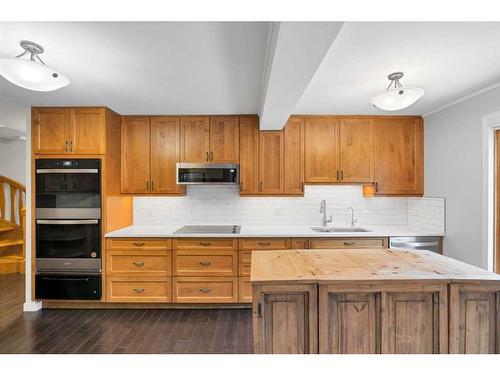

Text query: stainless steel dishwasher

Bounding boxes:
[389,236,441,254]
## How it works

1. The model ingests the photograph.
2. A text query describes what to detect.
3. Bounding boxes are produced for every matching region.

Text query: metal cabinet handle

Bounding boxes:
[340,170,343,181]
[259,181,263,192]
[199,241,211,246]
[206,151,209,162]
[257,302,262,318]
[374,182,379,192]
[70,140,73,152]
[240,181,244,192]
[199,261,212,266]
[336,170,339,181]
[210,151,214,161]
[306,239,310,249]
[151,181,154,192]
[133,242,145,247]
[343,242,356,246]
[146,181,149,192]
[133,261,145,267]
[64,140,68,153]
[301,182,304,192]
[258,242,271,246]
[133,288,145,293]
[199,288,212,293]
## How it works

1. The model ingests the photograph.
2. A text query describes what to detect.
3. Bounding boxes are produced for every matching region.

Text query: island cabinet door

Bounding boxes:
[318,288,379,354]
[380,287,448,354]
[253,284,318,354]
[449,284,500,354]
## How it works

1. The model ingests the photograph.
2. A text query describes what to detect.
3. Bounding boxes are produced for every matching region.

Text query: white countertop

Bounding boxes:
[105,224,445,238]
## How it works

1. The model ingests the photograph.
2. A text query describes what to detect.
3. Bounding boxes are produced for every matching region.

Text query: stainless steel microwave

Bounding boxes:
[176,163,239,185]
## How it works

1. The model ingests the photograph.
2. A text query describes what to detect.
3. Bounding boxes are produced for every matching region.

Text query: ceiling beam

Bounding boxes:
[258,22,344,130]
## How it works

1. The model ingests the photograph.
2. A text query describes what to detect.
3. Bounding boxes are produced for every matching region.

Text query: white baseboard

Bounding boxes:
[23,301,42,312]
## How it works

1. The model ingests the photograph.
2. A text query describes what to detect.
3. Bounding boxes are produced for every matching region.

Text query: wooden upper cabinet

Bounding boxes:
[284,118,305,195]
[259,131,285,194]
[373,117,423,195]
[180,116,210,163]
[150,117,185,195]
[209,116,239,163]
[121,116,151,194]
[239,116,260,195]
[32,108,70,154]
[338,118,374,183]
[70,108,106,154]
[304,117,339,183]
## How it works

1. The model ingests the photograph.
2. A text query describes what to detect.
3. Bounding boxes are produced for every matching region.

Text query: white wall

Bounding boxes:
[0,140,26,184]
[425,86,500,268]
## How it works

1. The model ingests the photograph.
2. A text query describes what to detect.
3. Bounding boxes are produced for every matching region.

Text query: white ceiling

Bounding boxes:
[0,22,270,118]
[2,22,500,131]
[294,22,500,116]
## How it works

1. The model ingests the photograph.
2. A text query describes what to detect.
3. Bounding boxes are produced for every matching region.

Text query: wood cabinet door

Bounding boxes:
[239,116,260,195]
[304,117,339,183]
[259,131,284,194]
[121,116,150,193]
[209,116,239,163]
[70,108,106,154]
[253,284,318,354]
[150,116,185,195]
[319,288,379,354]
[381,290,446,354]
[180,116,210,163]
[284,118,305,195]
[449,284,500,354]
[338,118,374,183]
[373,117,423,195]
[32,108,70,154]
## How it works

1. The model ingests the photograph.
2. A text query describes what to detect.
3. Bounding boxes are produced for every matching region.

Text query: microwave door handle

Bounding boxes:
[36,219,99,225]
[36,169,99,174]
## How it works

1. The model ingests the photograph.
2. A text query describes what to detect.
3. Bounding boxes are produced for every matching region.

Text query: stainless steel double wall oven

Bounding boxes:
[35,159,102,300]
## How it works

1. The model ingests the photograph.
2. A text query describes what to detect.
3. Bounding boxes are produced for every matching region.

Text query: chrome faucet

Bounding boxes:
[347,206,358,227]
[320,199,333,227]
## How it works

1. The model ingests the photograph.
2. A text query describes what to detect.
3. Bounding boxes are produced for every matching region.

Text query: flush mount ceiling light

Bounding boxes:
[0,40,70,92]
[371,72,424,111]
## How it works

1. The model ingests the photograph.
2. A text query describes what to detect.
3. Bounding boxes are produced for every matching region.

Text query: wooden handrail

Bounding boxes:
[0,175,26,226]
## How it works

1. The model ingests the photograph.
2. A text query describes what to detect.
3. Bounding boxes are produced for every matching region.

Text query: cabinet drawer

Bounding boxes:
[239,277,252,303]
[291,238,310,249]
[310,237,388,249]
[172,238,237,250]
[106,277,171,303]
[239,238,291,250]
[107,238,171,251]
[239,251,252,276]
[106,250,171,276]
[173,277,238,303]
[173,250,237,277]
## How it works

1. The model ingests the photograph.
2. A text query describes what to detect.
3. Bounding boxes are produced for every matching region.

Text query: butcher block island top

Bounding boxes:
[251,248,500,284]
[250,248,500,354]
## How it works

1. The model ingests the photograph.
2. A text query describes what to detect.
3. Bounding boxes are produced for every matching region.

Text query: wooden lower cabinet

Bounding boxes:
[253,284,318,354]
[239,277,252,303]
[311,237,388,249]
[172,277,238,303]
[172,249,237,277]
[106,250,171,276]
[449,283,500,354]
[106,277,171,303]
[318,284,448,354]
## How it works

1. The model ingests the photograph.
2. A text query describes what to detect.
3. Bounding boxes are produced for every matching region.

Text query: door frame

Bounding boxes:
[483,110,500,272]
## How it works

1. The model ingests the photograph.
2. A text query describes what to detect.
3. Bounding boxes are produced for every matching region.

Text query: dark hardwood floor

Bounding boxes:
[0,275,253,354]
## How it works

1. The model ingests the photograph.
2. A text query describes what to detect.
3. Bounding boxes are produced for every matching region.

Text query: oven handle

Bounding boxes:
[36,169,99,174]
[36,219,99,225]
[40,276,91,282]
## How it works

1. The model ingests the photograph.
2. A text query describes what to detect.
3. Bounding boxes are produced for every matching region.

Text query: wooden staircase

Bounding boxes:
[0,175,26,274]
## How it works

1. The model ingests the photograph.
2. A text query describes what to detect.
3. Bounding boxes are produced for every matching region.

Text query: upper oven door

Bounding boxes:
[36,159,101,219]
[36,219,101,259]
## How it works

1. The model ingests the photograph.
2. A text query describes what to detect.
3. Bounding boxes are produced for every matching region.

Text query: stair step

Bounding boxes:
[0,255,24,262]
[0,239,23,248]
[0,225,16,233]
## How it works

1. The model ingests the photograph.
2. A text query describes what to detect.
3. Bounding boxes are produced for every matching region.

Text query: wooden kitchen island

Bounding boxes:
[251,249,500,354]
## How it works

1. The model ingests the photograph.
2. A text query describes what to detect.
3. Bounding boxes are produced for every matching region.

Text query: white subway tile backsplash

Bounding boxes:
[132,185,444,233]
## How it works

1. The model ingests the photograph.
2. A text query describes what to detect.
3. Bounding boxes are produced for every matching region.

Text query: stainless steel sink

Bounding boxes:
[310,227,371,233]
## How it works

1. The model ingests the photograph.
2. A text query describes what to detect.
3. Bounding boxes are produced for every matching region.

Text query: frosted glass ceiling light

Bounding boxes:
[371,72,424,111]
[0,40,69,92]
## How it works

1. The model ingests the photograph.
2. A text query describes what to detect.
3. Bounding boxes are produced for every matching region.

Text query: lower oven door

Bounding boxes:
[36,219,101,259]
[35,274,101,300]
